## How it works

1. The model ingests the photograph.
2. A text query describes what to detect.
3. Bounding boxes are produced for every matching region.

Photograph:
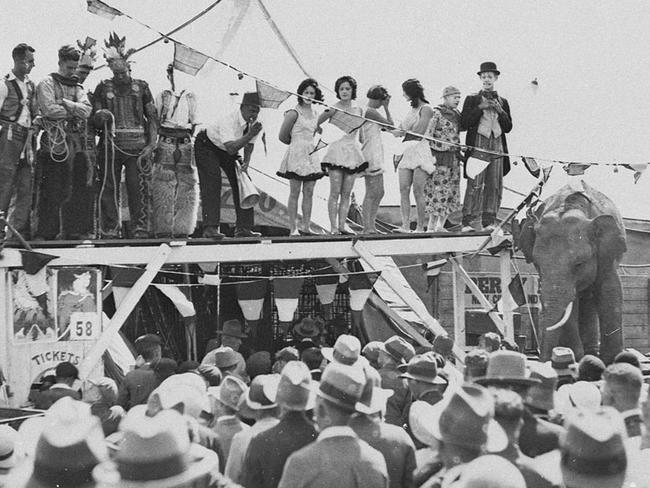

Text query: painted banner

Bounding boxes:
[464,274,540,310]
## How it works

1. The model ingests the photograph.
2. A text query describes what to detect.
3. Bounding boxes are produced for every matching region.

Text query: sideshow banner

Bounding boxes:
[464,274,540,310]
[55,267,102,341]
[12,269,56,343]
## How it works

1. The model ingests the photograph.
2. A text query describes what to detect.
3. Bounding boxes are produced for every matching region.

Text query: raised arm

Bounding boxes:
[315,108,334,134]
[278,109,298,145]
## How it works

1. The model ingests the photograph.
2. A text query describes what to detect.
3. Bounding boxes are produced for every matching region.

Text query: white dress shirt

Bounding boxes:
[204,107,259,151]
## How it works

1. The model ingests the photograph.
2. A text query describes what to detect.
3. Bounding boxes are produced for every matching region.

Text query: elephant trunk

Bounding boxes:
[538,281,576,361]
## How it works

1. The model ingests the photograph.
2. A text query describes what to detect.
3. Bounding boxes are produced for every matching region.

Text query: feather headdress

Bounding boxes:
[77,37,97,68]
[103,32,136,64]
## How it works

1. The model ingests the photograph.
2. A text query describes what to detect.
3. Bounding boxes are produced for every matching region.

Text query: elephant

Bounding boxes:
[515,181,627,364]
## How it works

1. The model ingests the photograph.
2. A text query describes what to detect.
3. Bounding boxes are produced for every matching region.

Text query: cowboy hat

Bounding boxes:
[316,362,366,413]
[276,361,316,411]
[208,375,248,413]
[321,334,361,366]
[474,351,541,387]
[293,317,321,339]
[238,374,280,419]
[399,353,448,385]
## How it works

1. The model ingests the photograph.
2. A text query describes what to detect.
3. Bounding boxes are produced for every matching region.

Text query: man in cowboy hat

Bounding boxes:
[321,333,363,367]
[278,362,389,488]
[204,319,248,370]
[203,345,249,384]
[241,361,317,488]
[350,366,417,488]
[117,333,162,410]
[291,317,322,354]
[195,91,264,239]
[474,350,540,397]
[226,374,281,483]
[378,336,416,426]
[602,362,644,438]
[208,374,249,464]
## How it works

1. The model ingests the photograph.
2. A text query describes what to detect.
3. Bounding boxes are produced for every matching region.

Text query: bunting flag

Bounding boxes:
[197,263,218,273]
[622,163,647,183]
[173,43,209,76]
[20,250,57,275]
[235,279,268,321]
[198,274,221,286]
[19,251,58,311]
[541,165,553,183]
[347,271,381,311]
[492,273,528,314]
[486,237,512,256]
[313,266,339,306]
[309,138,328,155]
[522,157,541,178]
[465,157,491,179]
[256,80,291,109]
[563,163,591,176]
[273,276,304,322]
[111,267,145,307]
[87,0,122,20]
[329,109,365,134]
[154,285,196,317]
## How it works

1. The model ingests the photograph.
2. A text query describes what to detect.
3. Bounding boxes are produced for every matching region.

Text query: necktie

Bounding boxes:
[243,122,250,135]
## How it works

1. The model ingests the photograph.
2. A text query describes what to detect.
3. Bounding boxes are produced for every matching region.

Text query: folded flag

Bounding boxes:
[465,157,491,179]
[87,0,122,20]
[622,163,647,184]
[256,80,291,109]
[522,157,541,178]
[173,43,209,76]
[563,162,590,176]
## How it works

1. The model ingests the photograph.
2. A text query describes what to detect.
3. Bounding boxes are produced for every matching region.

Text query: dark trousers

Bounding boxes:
[98,144,149,235]
[35,149,73,240]
[62,150,96,238]
[194,131,253,230]
[0,125,31,236]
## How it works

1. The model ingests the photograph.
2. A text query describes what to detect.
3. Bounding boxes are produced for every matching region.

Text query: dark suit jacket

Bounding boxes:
[624,412,643,438]
[116,364,159,410]
[379,367,410,427]
[240,411,317,488]
[278,429,388,488]
[519,408,564,458]
[349,415,416,488]
[460,91,513,176]
[33,385,81,409]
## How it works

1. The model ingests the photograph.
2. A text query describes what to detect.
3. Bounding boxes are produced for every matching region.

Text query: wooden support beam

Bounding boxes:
[452,254,466,349]
[499,250,515,342]
[367,292,430,347]
[78,244,172,379]
[0,269,10,406]
[354,241,465,362]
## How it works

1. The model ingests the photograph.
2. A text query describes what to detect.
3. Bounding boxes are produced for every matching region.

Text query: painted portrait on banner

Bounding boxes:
[55,267,102,341]
[12,269,57,343]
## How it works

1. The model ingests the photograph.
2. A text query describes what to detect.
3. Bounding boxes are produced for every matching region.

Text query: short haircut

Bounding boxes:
[12,43,34,62]
[301,347,323,370]
[58,45,81,63]
[613,351,641,370]
[604,362,643,397]
[297,78,324,106]
[135,335,162,362]
[334,75,357,100]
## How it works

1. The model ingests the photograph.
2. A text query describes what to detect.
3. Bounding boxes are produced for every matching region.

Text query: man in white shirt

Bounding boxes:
[0,44,37,240]
[195,92,263,239]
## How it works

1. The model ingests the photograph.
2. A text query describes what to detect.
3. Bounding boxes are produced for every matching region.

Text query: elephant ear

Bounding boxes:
[589,214,627,264]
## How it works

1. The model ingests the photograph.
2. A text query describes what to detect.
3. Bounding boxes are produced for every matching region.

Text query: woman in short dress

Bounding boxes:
[316,76,367,234]
[394,79,435,232]
[278,78,325,235]
[360,85,393,233]
[424,86,463,232]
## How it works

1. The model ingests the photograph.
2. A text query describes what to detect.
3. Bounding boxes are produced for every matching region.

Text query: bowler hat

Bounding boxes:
[322,334,361,366]
[217,319,247,339]
[399,353,447,385]
[560,407,627,488]
[239,374,280,419]
[7,397,108,488]
[408,384,508,452]
[211,346,240,369]
[549,347,577,377]
[477,61,501,76]
[474,351,541,387]
[524,361,558,412]
[208,375,247,412]
[93,409,218,488]
[578,354,606,382]
[241,91,261,107]
[293,317,321,339]
[380,336,415,364]
[276,361,316,411]
[316,362,366,413]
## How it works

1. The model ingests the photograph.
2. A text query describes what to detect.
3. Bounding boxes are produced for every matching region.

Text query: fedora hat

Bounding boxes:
[276,361,316,411]
[548,347,577,377]
[208,375,248,412]
[316,362,366,413]
[560,407,627,488]
[321,334,361,366]
[0,425,18,470]
[477,61,500,76]
[217,319,247,339]
[474,351,541,387]
[409,384,508,452]
[275,346,300,363]
[238,374,280,419]
[211,346,240,370]
[379,336,416,365]
[149,374,211,420]
[361,341,382,367]
[93,409,218,488]
[7,397,108,488]
[524,361,558,412]
[356,366,393,415]
[293,317,321,339]
[399,353,447,385]
[241,91,261,107]
[555,381,601,418]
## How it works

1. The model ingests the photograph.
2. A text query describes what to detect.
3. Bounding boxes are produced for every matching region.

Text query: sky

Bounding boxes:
[3,0,650,219]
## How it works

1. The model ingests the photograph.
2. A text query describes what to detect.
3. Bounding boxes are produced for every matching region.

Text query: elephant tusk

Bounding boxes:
[545,302,574,331]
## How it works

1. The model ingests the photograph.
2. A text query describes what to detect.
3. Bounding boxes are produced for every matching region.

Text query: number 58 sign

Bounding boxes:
[69,312,101,341]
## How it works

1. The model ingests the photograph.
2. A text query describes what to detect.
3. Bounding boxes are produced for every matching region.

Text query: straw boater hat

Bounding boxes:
[93,409,218,488]
[217,319,247,339]
[321,334,362,366]
[408,384,508,453]
[238,374,280,419]
[474,350,541,387]
[399,353,448,385]
[316,362,367,414]
[276,361,316,411]
[6,397,109,488]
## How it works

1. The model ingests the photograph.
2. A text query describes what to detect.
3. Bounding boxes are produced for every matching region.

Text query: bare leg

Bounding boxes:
[287,179,302,234]
[300,180,316,232]
[337,172,356,232]
[363,173,384,232]
[328,170,344,233]
[412,168,428,232]
[398,168,413,231]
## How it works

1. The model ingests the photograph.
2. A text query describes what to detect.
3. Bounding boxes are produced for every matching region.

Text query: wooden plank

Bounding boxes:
[0,235,489,268]
[0,269,9,406]
[499,250,514,342]
[366,293,430,347]
[622,313,648,324]
[452,255,466,349]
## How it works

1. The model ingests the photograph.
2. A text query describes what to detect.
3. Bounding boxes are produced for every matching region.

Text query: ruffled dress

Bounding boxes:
[397,105,436,174]
[361,108,384,176]
[277,106,325,181]
[321,106,368,175]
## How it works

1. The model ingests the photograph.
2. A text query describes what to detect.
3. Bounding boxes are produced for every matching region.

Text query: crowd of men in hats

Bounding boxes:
[4,316,650,488]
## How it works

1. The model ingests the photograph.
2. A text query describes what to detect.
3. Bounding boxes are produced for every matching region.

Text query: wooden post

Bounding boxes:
[78,244,172,379]
[500,250,515,342]
[452,254,466,349]
[0,268,10,406]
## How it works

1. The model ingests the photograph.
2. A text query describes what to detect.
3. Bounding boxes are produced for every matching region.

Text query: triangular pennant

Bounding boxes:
[347,270,381,290]
[235,279,268,321]
[273,276,305,299]
[541,164,553,183]
[486,237,512,256]
[173,43,208,76]
[507,274,527,308]
[313,266,339,285]
[465,157,491,179]
[622,163,647,184]
[198,274,221,286]
[522,157,541,178]
[563,162,590,176]
[256,80,291,109]
[329,109,365,134]
[110,267,146,287]
[87,0,122,20]
[309,138,328,155]
[154,285,196,318]
[20,250,58,275]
